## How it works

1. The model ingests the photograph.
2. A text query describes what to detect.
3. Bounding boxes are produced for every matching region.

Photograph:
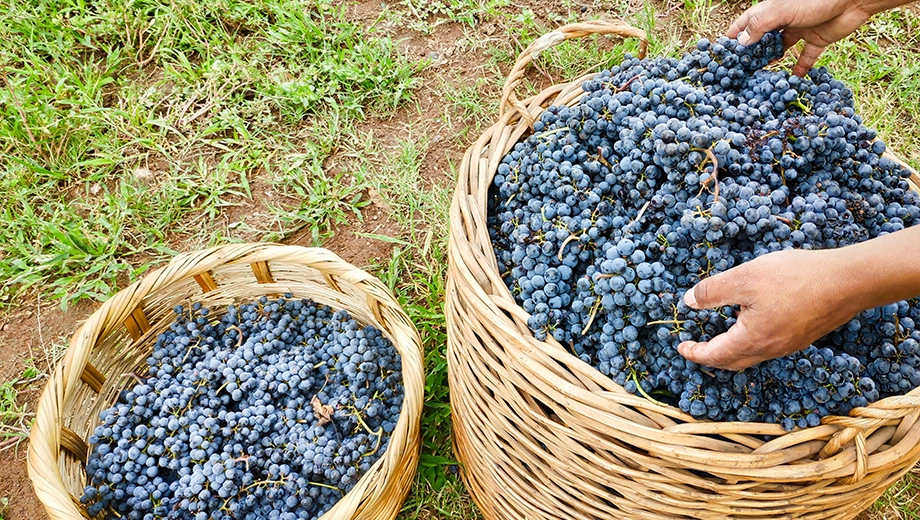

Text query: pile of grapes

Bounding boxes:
[488,32,920,430]
[80,296,404,520]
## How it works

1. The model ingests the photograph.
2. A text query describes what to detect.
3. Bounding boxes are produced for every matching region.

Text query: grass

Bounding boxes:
[476,0,683,103]
[0,338,67,453]
[0,376,30,452]
[815,7,920,170]
[1,0,920,519]
[0,0,422,309]
[397,0,512,33]
[680,0,715,36]
[350,134,479,518]
[441,75,501,136]
[865,471,920,520]
[265,149,372,245]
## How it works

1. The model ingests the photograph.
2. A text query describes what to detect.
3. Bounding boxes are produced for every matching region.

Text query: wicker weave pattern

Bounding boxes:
[447,20,920,520]
[28,243,424,520]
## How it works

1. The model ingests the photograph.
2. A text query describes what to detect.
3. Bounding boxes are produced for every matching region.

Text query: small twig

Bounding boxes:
[532,60,555,84]
[36,294,44,351]
[0,437,21,451]
[580,299,602,335]
[617,73,645,93]
[137,17,170,68]
[361,427,384,458]
[630,200,652,228]
[234,454,251,472]
[308,481,344,493]
[181,337,202,364]
[695,147,721,202]
[533,126,570,139]
[3,73,45,162]
[180,101,214,127]
[775,216,794,226]
[226,325,244,347]
[645,319,686,326]
[12,376,43,387]
[631,371,667,408]
[241,476,289,493]
[596,146,611,167]
[170,87,201,124]
[122,372,146,385]
[557,234,581,261]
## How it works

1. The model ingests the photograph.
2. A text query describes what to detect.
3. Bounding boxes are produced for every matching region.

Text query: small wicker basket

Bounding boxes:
[27,243,424,520]
[447,20,920,520]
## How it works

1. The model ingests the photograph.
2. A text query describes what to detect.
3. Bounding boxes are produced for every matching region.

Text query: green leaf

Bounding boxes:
[353,232,410,246]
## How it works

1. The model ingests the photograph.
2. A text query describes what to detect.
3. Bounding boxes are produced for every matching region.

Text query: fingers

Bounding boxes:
[726,6,753,39]
[678,332,762,370]
[726,0,788,46]
[782,28,803,51]
[684,267,745,310]
[792,42,826,77]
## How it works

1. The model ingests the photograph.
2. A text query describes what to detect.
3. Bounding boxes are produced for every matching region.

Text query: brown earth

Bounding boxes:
[0,300,97,520]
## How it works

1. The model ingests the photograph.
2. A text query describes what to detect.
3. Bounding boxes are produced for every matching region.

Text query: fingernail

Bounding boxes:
[684,286,697,308]
[737,30,751,46]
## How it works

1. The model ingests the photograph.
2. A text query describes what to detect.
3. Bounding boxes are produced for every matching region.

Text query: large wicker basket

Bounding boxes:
[28,243,424,520]
[447,20,920,520]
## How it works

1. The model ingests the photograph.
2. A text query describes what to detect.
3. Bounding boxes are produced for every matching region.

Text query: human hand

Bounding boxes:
[727,0,874,77]
[677,249,863,370]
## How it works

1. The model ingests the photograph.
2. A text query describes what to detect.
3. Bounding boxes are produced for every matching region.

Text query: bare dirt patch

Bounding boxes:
[0,300,96,520]
[288,201,404,268]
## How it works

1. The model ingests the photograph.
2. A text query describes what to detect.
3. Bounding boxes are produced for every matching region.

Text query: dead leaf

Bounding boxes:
[311,395,334,426]
[367,187,391,212]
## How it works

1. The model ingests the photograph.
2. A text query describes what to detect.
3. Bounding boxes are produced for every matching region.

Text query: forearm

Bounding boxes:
[857,0,917,15]
[834,226,920,313]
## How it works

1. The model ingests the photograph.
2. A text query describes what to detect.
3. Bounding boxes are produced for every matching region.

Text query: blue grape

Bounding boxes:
[487,31,920,431]
[80,297,404,519]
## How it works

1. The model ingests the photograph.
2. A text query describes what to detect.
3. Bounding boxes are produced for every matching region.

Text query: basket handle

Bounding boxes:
[499,19,648,123]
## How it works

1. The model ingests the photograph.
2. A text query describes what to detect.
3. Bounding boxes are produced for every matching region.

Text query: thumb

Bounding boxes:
[678,329,761,370]
[727,0,788,46]
[684,267,745,310]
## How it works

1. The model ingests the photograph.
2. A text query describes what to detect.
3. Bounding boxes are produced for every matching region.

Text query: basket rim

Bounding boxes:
[446,22,920,472]
[27,243,425,520]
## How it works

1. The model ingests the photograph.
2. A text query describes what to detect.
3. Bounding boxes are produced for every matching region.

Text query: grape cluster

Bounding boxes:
[80,296,403,520]
[488,32,920,429]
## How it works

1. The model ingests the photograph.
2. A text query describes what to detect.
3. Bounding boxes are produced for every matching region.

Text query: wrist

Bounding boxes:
[823,248,877,317]
[829,227,920,313]
[818,248,875,318]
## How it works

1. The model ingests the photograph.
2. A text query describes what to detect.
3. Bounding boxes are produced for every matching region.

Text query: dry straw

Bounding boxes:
[28,243,423,520]
[447,20,920,519]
